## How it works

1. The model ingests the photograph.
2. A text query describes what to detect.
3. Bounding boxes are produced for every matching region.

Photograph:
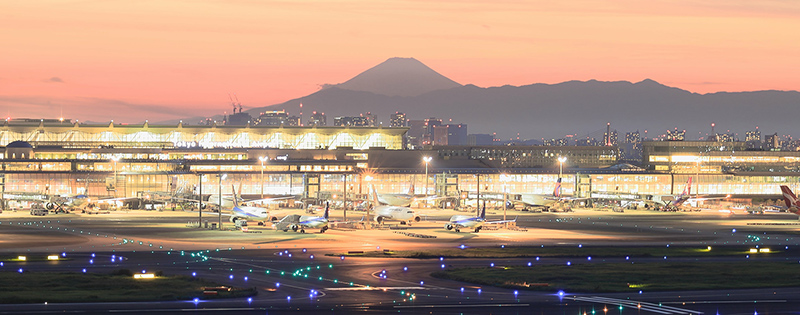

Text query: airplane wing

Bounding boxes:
[242,196,296,205]
[484,216,517,225]
[92,196,139,203]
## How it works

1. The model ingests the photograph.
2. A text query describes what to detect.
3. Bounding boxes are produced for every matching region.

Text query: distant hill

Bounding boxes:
[175,58,800,140]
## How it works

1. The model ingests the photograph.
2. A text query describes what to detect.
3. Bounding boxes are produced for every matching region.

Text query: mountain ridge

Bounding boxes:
[162,58,800,139]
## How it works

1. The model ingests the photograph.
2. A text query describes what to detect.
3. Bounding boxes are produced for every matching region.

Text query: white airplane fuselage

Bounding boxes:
[374,205,420,224]
[445,215,484,231]
[231,205,269,222]
[519,194,558,207]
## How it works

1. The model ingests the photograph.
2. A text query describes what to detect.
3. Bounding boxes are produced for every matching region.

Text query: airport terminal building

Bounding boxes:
[0,121,797,209]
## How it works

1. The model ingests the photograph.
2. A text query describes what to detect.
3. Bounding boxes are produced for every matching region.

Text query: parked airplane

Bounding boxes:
[500,178,568,210]
[275,203,330,233]
[444,205,516,233]
[370,185,421,225]
[191,185,276,222]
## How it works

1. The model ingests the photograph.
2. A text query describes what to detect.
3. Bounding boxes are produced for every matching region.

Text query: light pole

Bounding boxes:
[219,173,227,230]
[696,156,701,198]
[423,156,432,208]
[110,156,120,198]
[501,173,509,226]
[198,173,203,227]
[343,173,348,221]
[259,156,268,199]
[557,156,567,180]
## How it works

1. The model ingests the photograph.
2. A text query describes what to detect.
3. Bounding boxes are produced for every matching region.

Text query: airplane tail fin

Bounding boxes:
[370,185,380,205]
[681,177,692,198]
[553,178,562,198]
[324,202,329,220]
[231,184,239,208]
[780,185,799,210]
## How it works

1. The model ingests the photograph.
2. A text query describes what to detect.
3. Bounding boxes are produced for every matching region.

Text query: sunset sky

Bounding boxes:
[2,0,799,123]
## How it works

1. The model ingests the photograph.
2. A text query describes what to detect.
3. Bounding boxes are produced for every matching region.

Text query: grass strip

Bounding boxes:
[432,261,800,293]
[0,269,256,303]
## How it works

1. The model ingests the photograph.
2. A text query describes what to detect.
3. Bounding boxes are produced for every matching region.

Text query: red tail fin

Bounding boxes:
[780,185,799,210]
[681,177,692,197]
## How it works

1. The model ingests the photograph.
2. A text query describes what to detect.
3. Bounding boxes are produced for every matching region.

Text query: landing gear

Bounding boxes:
[474,227,481,233]
[321,226,329,233]
[300,229,306,234]
[454,228,461,233]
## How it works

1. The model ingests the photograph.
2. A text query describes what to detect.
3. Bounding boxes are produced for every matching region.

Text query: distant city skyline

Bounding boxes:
[2,1,799,124]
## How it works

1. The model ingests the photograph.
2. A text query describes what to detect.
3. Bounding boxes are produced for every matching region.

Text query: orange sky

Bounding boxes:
[2,0,799,123]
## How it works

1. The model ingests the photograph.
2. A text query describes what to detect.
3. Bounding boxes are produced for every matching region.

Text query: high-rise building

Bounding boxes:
[256,110,296,126]
[782,135,794,151]
[362,112,377,127]
[765,133,781,150]
[745,128,761,142]
[622,131,642,164]
[333,116,370,127]
[307,111,327,126]
[716,133,735,142]
[444,124,467,146]
[746,128,762,150]
[665,128,686,141]
[390,112,407,127]
[422,117,442,146]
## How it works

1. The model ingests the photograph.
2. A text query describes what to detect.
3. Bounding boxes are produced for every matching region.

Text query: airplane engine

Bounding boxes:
[375,216,383,223]
[229,216,238,223]
[291,224,298,232]
[44,202,56,210]
[445,224,453,230]
[413,216,421,222]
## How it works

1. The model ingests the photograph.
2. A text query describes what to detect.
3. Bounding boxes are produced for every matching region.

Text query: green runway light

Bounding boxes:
[328,264,333,268]
[334,279,338,283]
[318,276,323,280]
